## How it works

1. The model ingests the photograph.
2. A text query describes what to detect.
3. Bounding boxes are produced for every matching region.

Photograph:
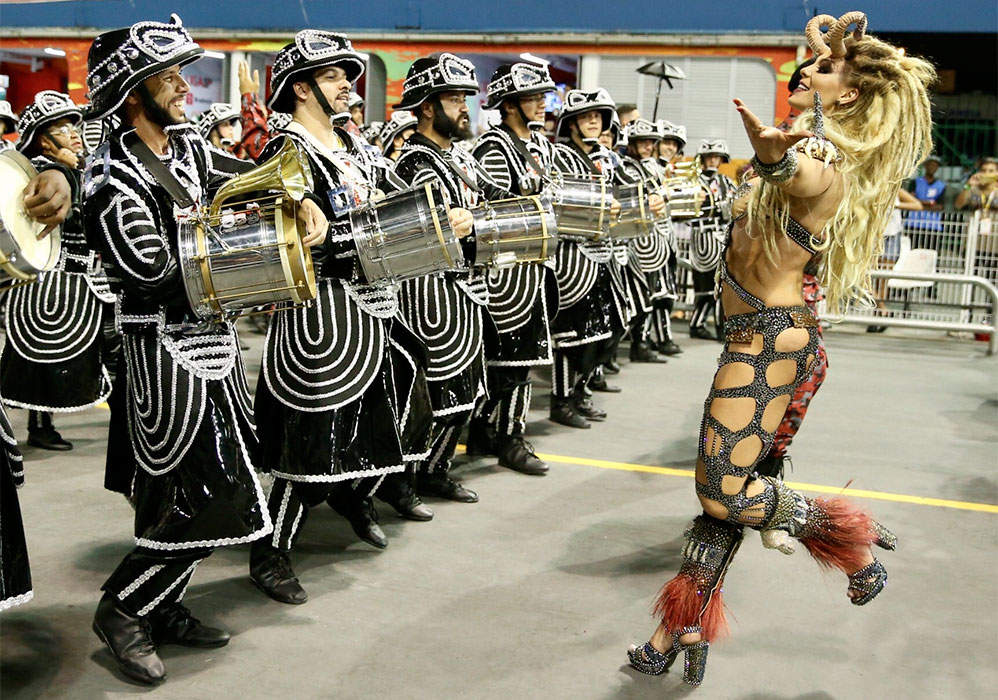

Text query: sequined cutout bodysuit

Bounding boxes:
[696,216,822,526]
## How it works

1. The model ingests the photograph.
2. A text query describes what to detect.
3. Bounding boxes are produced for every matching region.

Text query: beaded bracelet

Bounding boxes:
[750,147,798,184]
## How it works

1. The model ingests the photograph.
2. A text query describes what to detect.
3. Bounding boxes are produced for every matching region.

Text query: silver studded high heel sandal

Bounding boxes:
[847,558,888,606]
[626,641,676,675]
[672,625,710,686]
[627,626,710,685]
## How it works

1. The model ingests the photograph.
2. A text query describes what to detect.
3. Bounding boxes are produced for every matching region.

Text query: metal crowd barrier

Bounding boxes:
[672,210,998,355]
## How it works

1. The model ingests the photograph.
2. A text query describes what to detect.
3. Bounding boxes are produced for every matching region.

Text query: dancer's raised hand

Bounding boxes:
[733,99,812,164]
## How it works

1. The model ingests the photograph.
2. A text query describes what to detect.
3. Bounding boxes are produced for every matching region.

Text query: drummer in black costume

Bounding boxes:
[81,15,328,685]
[381,110,417,163]
[615,118,670,363]
[644,119,687,356]
[467,61,558,476]
[1,92,114,451]
[392,53,505,503]
[687,138,735,340]
[248,30,436,605]
[0,404,30,611]
[549,88,622,429]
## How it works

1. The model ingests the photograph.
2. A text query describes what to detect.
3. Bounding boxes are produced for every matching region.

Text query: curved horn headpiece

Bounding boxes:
[805,14,837,57]
[826,11,868,57]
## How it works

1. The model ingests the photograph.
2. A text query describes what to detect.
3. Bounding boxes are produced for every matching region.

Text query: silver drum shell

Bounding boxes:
[351,182,464,284]
[471,195,558,269]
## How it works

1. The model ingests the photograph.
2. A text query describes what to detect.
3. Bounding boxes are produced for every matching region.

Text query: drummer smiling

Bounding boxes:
[121,63,327,243]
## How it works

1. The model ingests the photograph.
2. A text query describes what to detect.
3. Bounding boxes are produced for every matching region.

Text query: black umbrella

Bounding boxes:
[636,61,686,121]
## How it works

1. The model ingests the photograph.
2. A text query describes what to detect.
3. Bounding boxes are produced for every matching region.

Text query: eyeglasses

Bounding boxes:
[47,124,80,138]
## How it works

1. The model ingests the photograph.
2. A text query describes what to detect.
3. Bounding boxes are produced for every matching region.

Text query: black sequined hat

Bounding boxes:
[195,102,240,140]
[394,53,478,111]
[0,101,17,133]
[624,118,661,144]
[484,62,556,109]
[555,88,616,142]
[16,91,83,153]
[380,110,418,154]
[268,30,366,113]
[86,14,203,120]
[659,120,687,149]
[696,138,730,162]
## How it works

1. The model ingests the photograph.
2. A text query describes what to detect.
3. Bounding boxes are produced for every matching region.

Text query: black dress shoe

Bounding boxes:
[464,419,494,456]
[549,397,591,429]
[496,436,549,475]
[866,324,887,333]
[27,428,73,451]
[603,359,621,375]
[629,341,668,363]
[658,340,684,356]
[689,326,717,341]
[380,491,434,521]
[416,472,479,502]
[249,549,308,605]
[588,376,622,393]
[149,602,231,646]
[92,592,166,685]
[328,494,389,549]
[573,394,607,421]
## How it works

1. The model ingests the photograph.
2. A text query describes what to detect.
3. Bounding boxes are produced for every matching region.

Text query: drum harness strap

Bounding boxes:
[122,130,195,209]
[564,139,602,177]
[410,133,482,196]
[498,124,550,186]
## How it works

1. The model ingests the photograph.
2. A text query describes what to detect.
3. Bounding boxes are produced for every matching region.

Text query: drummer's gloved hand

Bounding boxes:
[448,207,474,239]
[24,168,73,238]
[610,198,622,220]
[298,198,328,248]
[649,193,666,218]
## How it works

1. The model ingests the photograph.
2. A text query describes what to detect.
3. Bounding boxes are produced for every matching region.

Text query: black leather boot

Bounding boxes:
[495,435,549,475]
[549,396,590,429]
[328,491,389,549]
[92,592,166,685]
[148,602,230,647]
[28,410,73,451]
[629,341,668,363]
[573,391,607,421]
[375,472,433,521]
[249,542,308,605]
[416,471,479,502]
[689,326,717,341]
[658,340,684,356]
[464,419,494,456]
[588,373,622,393]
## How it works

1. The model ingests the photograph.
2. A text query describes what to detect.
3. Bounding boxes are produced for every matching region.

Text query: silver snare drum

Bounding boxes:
[471,195,557,269]
[178,197,317,321]
[550,173,612,242]
[351,182,464,284]
[610,181,654,241]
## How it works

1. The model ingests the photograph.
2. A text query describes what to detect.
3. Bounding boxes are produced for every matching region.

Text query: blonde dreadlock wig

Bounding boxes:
[745,11,936,313]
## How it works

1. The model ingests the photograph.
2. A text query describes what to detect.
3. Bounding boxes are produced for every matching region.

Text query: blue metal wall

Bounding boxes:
[1,0,994,34]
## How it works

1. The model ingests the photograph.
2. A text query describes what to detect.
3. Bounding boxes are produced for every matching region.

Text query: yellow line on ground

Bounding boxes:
[457,446,998,514]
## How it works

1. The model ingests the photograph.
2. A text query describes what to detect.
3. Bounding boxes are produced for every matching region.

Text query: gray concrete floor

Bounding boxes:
[1,323,995,700]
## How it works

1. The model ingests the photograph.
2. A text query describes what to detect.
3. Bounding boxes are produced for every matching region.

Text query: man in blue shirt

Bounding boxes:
[909,155,945,231]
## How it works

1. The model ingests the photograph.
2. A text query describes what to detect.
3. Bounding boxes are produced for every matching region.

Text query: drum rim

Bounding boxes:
[0,150,62,280]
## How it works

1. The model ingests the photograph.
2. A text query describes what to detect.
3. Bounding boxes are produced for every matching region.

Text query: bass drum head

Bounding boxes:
[0,151,61,279]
